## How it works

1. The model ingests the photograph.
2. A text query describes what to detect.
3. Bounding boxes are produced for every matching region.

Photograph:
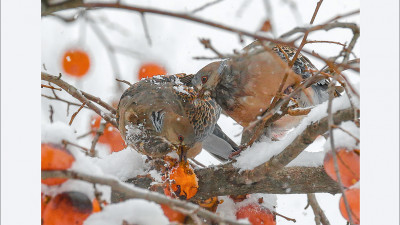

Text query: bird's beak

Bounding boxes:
[178,145,188,163]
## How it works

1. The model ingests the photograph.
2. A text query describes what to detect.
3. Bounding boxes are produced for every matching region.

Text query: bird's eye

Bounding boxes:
[201,76,208,84]
[178,135,184,142]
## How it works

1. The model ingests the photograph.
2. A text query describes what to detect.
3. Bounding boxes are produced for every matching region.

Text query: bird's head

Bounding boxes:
[192,61,228,98]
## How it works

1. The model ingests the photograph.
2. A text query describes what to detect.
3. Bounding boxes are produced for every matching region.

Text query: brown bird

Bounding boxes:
[192,40,334,138]
[117,73,236,162]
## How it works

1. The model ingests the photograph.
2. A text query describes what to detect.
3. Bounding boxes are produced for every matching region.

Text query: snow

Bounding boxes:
[173,85,190,95]
[84,199,169,225]
[41,121,78,145]
[234,95,352,171]
[125,123,146,144]
[92,147,149,181]
[324,120,360,151]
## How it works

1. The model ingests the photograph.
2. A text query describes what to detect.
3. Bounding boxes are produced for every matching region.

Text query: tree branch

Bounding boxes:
[41,170,249,225]
[307,193,331,225]
[240,107,355,184]
[41,72,118,127]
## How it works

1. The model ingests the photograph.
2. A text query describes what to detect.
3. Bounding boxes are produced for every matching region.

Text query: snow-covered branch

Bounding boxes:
[237,107,355,184]
[41,170,249,225]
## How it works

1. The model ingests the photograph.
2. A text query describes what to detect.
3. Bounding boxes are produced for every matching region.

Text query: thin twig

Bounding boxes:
[306,40,346,47]
[199,38,225,58]
[49,105,54,123]
[116,78,133,86]
[191,0,224,14]
[90,122,106,157]
[86,16,123,92]
[62,139,91,155]
[81,91,117,115]
[41,84,62,91]
[327,76,355,225]
[288,0,323,68]
[273,211,296,223]
[41,72,118,127]
[41,94,90,108]
[331,124,360,144]
[140,13,152,46]
[307,193,331,225]
[41,170,249,225]
[69,102,86,125]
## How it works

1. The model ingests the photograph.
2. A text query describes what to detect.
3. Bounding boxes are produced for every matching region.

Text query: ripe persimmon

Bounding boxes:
[43,192,93,225]
[62,49,90,77]
[160,204,186,223]
[41,143,75,185]
[323,148,360,187]
[90,115,126,152]
[137,62,167,80]
[41,193,51,219]
[169,162,198,200]
[92,198,102,213]
[236,204,276,225]
[339,188,360,224]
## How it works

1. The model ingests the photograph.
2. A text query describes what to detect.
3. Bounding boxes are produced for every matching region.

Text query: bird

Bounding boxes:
[192,40,335,140]
[117,73,237,162]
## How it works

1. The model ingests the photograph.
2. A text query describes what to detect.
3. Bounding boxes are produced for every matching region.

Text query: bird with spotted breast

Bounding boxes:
[117,73,236,163]
[192,40,337,141]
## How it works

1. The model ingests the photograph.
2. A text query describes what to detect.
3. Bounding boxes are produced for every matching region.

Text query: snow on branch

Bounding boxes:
[41,170,249,225]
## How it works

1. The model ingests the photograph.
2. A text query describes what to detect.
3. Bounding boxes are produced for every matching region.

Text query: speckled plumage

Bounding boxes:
[117,73,221,160]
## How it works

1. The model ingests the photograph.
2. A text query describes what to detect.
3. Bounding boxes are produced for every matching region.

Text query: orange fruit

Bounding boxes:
[92,198,102,213]
[62,49,90,77]
[43,192,93,225]
[323,148,360,187]
[41,143,75,185]
[41,193,51,219]
[160,204,186,223]
[138,62,167,80]
[236,204,276,225]
[197,197,219,212]
[90,115,126,152]
[339,188,360,224]
[169,162,198,200]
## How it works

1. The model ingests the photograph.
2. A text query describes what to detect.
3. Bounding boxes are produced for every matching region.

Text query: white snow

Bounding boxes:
[41,121,78,145]
[92,147,149,181]
[84,199,169,225]
[173,85,189,95]
[324,120,360,151]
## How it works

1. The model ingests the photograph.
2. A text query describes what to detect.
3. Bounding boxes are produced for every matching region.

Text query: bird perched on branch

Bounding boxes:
[117,73,237,162]
[192,40,336,140]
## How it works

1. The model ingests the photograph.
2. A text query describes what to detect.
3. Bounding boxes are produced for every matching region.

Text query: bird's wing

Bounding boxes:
[202,124,239,161]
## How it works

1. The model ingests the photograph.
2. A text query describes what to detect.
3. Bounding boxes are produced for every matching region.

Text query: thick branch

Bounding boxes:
[41,170,248,225]
[41,72,118,127]
[240,108,354,184]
